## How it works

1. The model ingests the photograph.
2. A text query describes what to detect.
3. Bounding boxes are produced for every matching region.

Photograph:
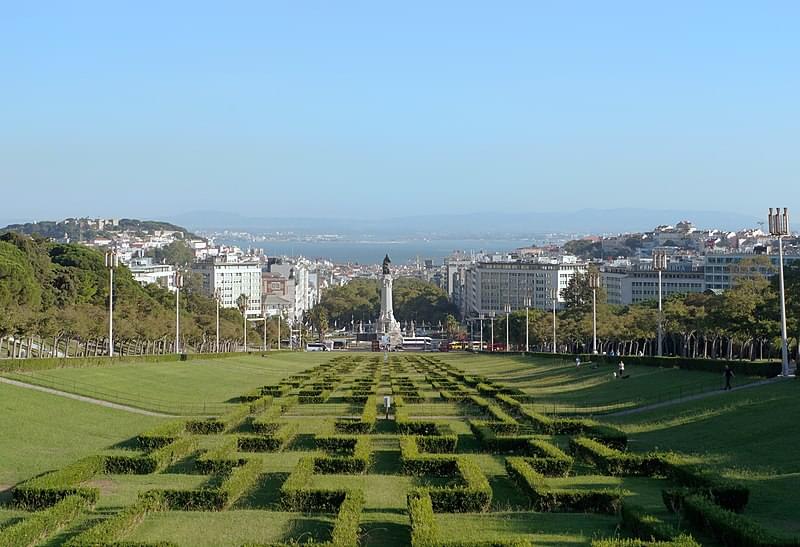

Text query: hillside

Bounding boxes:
[0,217,199,243]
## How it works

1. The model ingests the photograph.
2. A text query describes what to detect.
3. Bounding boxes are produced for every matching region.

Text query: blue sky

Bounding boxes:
[1,1,798,222]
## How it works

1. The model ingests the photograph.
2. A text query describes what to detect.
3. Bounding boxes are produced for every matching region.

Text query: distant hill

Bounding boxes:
[1,218,199,242]
[170,208,760,236]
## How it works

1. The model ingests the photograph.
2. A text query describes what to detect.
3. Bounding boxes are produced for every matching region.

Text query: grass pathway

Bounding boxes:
[0,376,179,417]
[606,375,785,416]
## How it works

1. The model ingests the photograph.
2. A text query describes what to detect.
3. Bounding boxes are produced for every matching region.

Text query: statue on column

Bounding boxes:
[382,254,391,275]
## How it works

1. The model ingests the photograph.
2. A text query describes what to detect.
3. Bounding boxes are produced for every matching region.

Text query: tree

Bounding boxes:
[307,307,329,341]
[148,240,194,267]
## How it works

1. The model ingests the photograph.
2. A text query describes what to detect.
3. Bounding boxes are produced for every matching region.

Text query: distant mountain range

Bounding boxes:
[168,208,761,237]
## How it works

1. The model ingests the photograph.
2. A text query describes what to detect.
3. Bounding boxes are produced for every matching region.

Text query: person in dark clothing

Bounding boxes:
[723,366,734,390]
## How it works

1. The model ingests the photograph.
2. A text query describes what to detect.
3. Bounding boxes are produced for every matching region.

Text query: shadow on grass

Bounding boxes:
[283,516,334,545]
[375,419,397,434]
[235,472,289,509]
[288,433,318,451]
[108,436,141,450]
[456,433,481,453]
[163,451,203,474]
[489,475,531,510]
[371,450,402,475]
[360,519,411,547]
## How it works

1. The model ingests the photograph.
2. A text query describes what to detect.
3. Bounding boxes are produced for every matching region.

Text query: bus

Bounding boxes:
[399,336,433,351]
[306,342,332,351]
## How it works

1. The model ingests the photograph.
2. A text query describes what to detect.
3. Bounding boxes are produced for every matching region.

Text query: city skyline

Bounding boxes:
[3,2,799,220]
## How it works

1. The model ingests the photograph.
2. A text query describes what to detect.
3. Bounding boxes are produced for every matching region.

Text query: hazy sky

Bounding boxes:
[1,2,798,222]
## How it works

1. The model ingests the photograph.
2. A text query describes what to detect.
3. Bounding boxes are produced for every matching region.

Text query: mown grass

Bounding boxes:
[0,382,162,489]
[2,352,330,414]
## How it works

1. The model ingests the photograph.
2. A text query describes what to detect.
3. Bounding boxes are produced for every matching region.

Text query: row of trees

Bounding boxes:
[482,258,800,360]
[0,233,287,357]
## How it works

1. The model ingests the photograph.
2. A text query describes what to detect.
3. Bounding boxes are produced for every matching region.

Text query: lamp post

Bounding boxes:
[588,270,600,354]
[652,251,667,357]
[549,288,558,354]
[104,250,118,357]
[504,304,511,352]
[489,311,495,352]
[174,271,183,354]
[524,297,531,353]
[479,313,484,352]
[769,207,791,377]
[214,288,221,353]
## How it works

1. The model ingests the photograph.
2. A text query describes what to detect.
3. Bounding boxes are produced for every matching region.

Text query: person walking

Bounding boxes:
[575,356,581,368]
[618,360,625,379]
[723,365,734,390]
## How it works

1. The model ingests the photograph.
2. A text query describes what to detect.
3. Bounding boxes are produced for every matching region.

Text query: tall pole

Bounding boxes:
[550,288,557,354]
[243,313,247,352]
[588,270,599,355]
[653,251,667,357]
[505,305,510,352]
[214,289,220,353]
[770,207,790,377]
[479,315,484,351]
[490,314,495,352]
[174,271,183,354]
[278,315,281,350]
[105,250,117,357]
[525,306,529,353]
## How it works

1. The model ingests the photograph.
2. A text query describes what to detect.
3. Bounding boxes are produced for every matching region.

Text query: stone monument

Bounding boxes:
[377,254,403,348]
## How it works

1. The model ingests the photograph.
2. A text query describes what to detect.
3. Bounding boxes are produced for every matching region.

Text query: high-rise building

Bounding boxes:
[191,255,262,317]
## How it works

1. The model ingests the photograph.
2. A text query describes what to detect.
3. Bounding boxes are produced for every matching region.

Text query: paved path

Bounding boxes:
[607,376,787,417]
[0,376,178,417]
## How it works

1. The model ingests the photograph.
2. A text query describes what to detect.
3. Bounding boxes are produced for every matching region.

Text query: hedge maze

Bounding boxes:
[3,354,795,546]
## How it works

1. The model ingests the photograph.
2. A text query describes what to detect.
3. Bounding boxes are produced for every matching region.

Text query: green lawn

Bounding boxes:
[2,352,330,414]
[0,382,162,489]
[2,351,798,546]
[437,352,761,414]
[608,380,800,535]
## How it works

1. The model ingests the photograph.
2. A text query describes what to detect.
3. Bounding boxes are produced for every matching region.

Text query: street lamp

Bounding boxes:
[588,270,600,354]
[549,287,558,354]
[479,313,484,352]
[214,288,221,353]
[652,251,668,357]
[769,207,790,377]
[524,297,531,353]
[504,304,511,352]
[489,311,495,352]
[174,271,183,354]
[104,250,118,357]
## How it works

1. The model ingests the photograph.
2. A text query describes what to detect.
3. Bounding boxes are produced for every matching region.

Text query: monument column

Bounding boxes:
[377,254,403,347]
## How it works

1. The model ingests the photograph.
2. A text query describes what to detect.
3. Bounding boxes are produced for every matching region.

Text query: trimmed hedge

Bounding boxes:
[506,457,620,514]
[281,457,347,511]
[105,437,197,475]
[314,437,372,474]
[136,420,186,450]
[238,423,298,452]
[396,398,440,435]
[152,458,262,511]
[196,437,247,474]
[408,490,438,547]
[469,395,517,424]
[661,454,749,512]
[681,493,800,547]
[517,408,627,449]
[569,437,666,477]
[329,491,365,547]
[591,538,700,547]
[0,494,89,547]
[528,351,782,378]
[400,437,459,476]
[620,501,684,542]
[525,439,573,477]
[335,394,378,433]
[13,455,105,509]
[416,435,458,453]
[65,491,167,547]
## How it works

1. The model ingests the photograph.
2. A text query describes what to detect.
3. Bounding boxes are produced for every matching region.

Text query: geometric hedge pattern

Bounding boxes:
[3,354,783,547]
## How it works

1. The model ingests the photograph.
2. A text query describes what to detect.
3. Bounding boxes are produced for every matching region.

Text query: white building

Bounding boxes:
[128,257,177,291]
[462,261,587,318]
[192,256,262,317]
[601,266,705,306]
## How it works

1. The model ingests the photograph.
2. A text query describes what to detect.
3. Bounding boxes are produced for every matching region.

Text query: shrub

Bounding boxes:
[660,455,749,512]
[416,435,458,453]
[238,423,298,452]
[217,458,263,508]
[506,457,620,514]
[149,459,262,511]
[469,395,517,424]
[13,456,105,509]
[0,495,89,547]
[400,437,459,476]
[196,437,247,474]
[681,494,799,547]
[620,501,683,541]
[65,491,166,546]
[136,420,186,450]
[105,436,197,475]
[408,490,438,547]
[329,491,365,547]
[569,437,666,477]
[525,440,573,477]
[315,438,372,474]
[591,537,701,547]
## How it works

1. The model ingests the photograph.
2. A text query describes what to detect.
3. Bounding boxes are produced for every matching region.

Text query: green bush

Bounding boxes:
[65,491,167,546]
[416,435,458,453]
[400,437,459,476]
[196,437,247,474]
[136,420,186,450]
[13,455,105,509]
[681,494,800,547]
[525,440,573,477]
[506,457,620,514]
[591,537,701,547]
[0,495,89,547]
[238,422,298,452]
[105,437,196,475]
[329,491,364,547]
[408,490,438,547]
[620,501,683,541]
[469,395,517,424]
[217,458,263,509]
[315,438,372,474]
[661,454,749,512]
[569,437,666,477]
